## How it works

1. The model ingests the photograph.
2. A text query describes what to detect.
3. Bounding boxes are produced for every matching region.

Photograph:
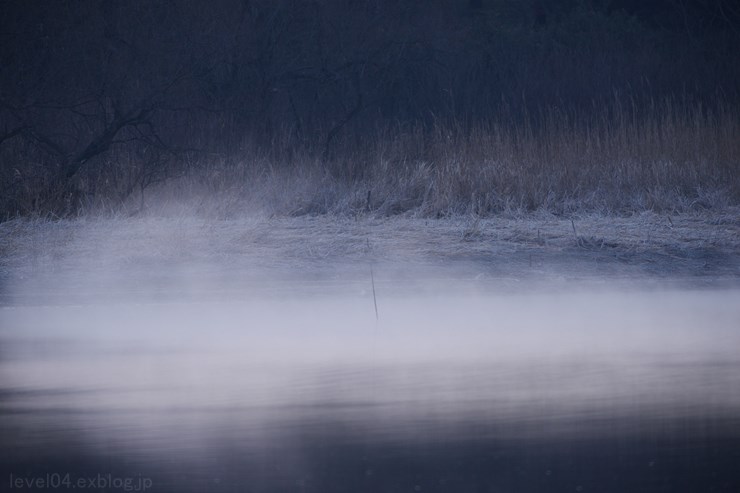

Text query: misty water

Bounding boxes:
[1,272,739,493]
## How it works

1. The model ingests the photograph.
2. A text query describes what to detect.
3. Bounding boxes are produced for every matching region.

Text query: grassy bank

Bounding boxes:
[143,100,739,218]
[3,100,739,219]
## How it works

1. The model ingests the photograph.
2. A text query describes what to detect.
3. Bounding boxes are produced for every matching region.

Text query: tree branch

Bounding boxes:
[63,107,153,179]
[0,125,28,146]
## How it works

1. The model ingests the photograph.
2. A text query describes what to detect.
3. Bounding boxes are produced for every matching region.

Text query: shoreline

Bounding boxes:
[1,209,739,304]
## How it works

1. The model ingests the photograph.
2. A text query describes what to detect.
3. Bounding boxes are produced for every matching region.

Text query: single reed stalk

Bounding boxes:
[370,264,378,321]
[367,238,378,321]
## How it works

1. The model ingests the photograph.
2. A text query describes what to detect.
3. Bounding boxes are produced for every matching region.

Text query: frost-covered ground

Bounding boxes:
[1,209,739,304]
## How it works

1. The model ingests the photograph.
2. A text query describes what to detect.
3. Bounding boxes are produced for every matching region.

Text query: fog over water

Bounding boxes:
[2,0,739,488]
[1,218,739,493]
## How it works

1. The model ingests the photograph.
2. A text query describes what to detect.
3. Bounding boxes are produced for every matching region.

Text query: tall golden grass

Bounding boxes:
[2,98,738,218]
[313,98,740,215]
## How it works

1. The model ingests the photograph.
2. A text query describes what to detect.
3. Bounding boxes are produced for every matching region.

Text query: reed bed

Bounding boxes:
[2,99,738,219]
[141,100,740,218]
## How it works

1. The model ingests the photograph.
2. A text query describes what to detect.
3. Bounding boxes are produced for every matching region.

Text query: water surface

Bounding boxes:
[1,287,739,492]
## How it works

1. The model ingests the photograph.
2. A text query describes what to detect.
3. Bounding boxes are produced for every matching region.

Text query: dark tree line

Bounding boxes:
[1,0,738,215]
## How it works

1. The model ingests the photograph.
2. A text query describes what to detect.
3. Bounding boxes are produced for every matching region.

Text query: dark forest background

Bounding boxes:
[1,0,739,217]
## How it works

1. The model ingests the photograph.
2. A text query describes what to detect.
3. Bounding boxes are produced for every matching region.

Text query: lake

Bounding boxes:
[1,286,739,492]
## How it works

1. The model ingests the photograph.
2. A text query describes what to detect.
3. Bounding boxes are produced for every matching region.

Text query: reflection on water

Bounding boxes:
[1,289,739,492]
